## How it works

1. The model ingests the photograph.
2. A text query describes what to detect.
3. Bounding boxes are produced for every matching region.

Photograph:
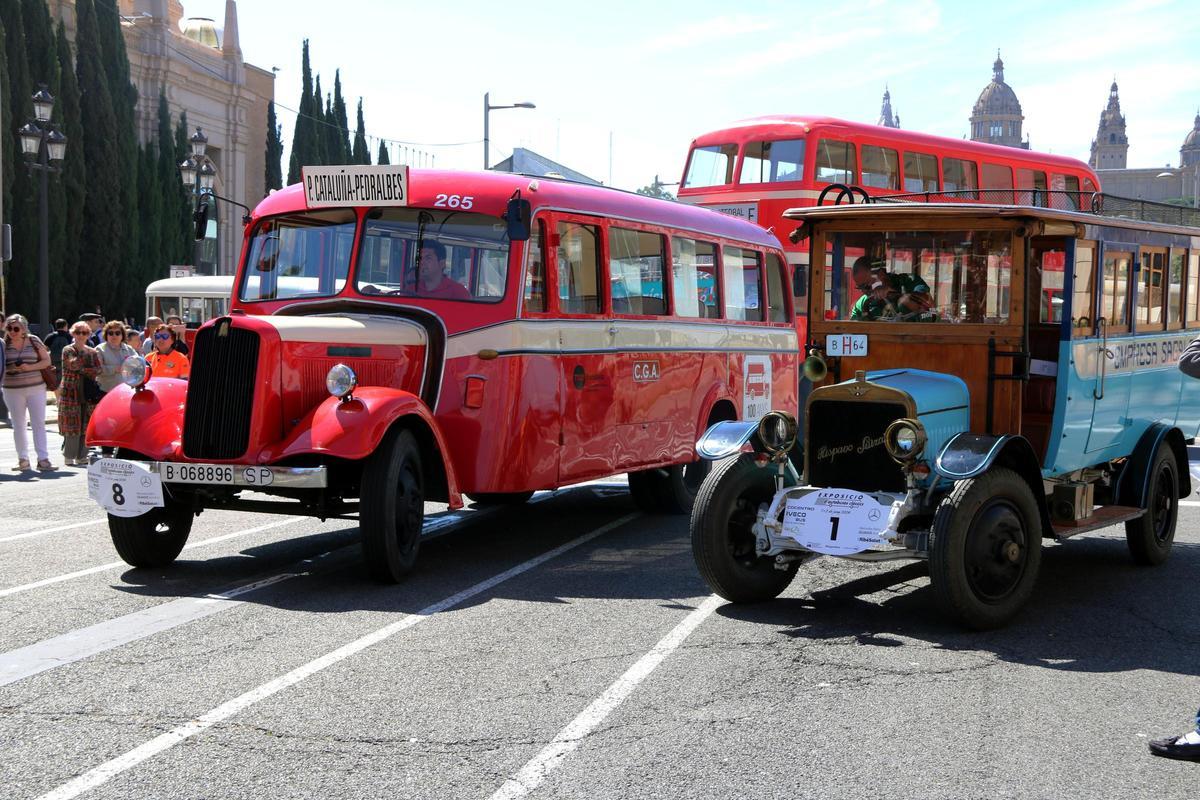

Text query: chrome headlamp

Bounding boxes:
[884,418,927,463]
[120,355,151,390]
[757,411,798,457]
[325,363,358,400]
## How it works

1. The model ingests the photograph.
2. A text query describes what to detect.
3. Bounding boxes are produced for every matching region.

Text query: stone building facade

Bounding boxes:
[46,0,274,275]
[968,51,1028,149]
[1089,81,1129,169]
[877,87,900,129]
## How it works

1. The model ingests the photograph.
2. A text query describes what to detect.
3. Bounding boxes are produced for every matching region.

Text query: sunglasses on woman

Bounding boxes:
[5,325,22,333]
[106,331,123,337]
[154,333,172,341]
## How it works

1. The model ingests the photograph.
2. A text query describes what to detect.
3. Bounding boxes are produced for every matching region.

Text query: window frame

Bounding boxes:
[1187,250,1200,329]
[813,138,858,186]
[860,144,901,190]
[669,234,721,321]
[720,244,766,323]
[607,223,669,318]
[1100,248,1133,335]
[1071,241,1097,339]
[521,217,551,317]
[550,214,607,318]
[1167,247,1186,331]
[1135,246,1168,332]
[902,151,939,193]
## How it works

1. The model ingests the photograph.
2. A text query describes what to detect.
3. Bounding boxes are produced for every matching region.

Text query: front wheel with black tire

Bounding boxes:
[929,467,1042,630]
[628,458,712,515]
[360,429,424,583]
[1125,444,1179,566]
[108,502,194,568]
[690,454,796,603]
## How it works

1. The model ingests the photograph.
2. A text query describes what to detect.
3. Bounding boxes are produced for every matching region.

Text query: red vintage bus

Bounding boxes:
[677,116,1102,338]
[87,166,799,582]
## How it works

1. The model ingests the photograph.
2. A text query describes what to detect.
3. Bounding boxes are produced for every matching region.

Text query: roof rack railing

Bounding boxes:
[867,188,1200,228]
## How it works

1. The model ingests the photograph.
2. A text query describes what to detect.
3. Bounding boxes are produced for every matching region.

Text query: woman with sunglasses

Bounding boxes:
[146,325,190,380]
[95,319,138,398]
[2,314,54,471]
[59,322,102,466]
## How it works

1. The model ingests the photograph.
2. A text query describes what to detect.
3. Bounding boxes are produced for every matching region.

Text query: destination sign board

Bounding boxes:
[302,165,409,208]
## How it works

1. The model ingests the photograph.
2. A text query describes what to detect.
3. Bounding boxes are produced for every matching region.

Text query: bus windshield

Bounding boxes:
[738,139,805,184]
[683,144,738,188]
[824,228,1013,324]
[240,210,356,302]
[355,208,511,302]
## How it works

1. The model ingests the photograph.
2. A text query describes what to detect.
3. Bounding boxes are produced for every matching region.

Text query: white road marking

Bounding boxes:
[33,513,639,800]
[0,566,319,687]
[0,518,303,599]
[0,519,105,543]
[1179,500,1200,507]
[487,594,722,800]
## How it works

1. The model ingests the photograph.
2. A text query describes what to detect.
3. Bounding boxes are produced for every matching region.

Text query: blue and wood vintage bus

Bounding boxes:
[689,192,1200,628]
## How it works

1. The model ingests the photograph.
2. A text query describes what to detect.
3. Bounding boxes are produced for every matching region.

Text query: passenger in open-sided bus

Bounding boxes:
[415,241,471,300]
[849,256,933,321]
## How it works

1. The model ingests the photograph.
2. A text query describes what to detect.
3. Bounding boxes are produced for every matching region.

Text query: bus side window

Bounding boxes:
[814,140,856,185]
[861,145,900,190]
[1064,175,1081,209]
[723,246,763,322]
[1188,251,1200,326]
[1168,248,1185,328]
[1072,243,1096,336]
[765,253,788,323]
[609,227,666,316]
[556,221,601,315]
[671,237,719,319]
[903,152,938,192]
[523,220,546,313]
[1016,168,1047,206]
[1101,250,1132,332]
[943,158,978,194]
[1137,249,1167,330]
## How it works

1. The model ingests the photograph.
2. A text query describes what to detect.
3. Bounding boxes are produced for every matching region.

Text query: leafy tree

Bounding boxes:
[352,99,370,165]
[286,40,317,184]
[265,100,284,190]
[376,140,390,165]
[55,20,85,318]
[635,175,676,201]
[74,0,123,314]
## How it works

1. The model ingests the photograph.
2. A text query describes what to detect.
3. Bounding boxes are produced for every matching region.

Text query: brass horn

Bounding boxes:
[802,349,827,382]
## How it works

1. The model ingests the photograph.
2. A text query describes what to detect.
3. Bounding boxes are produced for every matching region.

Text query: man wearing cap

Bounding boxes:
[80,313,104,347]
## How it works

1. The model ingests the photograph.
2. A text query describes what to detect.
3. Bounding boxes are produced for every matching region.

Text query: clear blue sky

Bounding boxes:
[187,0,1200,190]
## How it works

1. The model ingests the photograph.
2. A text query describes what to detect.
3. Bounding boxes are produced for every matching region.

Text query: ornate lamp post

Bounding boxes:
[18,86,67,335]
[483,93,535,170]
[177,127,251,276]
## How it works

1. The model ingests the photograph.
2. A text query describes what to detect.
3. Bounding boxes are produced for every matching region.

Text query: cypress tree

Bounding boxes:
[332,70,350,164]
[376,140,390,165]
[156,90,187,268]
[74,0,123,314]
[265,100,284,190]
[0,18,10,316]
[137,142,163,288]
[352,99,370,165]
[312,75,328,166]
[2,0,36,317]
[286,40,316,183]
[323,91,338,166]
[55,21,85,319]
[95,0,140,316]
[174,112,193,265]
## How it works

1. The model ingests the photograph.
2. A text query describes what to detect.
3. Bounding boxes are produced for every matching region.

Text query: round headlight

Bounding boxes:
[757,411,798,456]
[884,418,926,463]
[120,355,151,388]
[325,363,358,399]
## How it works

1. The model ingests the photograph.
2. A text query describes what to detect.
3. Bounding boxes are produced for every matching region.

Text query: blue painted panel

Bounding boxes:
[862,368,970,464]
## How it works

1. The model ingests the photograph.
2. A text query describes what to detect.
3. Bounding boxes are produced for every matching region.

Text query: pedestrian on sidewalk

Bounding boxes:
[58,322,101,466]
[2,314,55,472]
[95,320,137,399]
[80,312,103,348]
[43,319,71,380]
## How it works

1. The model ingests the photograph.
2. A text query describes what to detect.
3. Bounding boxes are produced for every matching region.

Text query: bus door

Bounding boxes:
[552,215,621,483]
[1086,245,1135,454]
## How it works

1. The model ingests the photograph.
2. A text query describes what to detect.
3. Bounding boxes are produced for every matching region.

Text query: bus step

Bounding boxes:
[1051,505,1144,539]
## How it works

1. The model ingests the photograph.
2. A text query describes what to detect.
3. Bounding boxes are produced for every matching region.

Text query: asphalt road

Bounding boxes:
[0,430,1197,799]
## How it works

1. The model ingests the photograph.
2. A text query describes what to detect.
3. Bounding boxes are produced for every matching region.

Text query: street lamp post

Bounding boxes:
[483,92,535,170]
[18,85,67,336]
[178,128,219,274]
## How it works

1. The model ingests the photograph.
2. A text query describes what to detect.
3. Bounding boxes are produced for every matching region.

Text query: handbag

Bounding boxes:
[83,376,104,404]
[34,339,59,392]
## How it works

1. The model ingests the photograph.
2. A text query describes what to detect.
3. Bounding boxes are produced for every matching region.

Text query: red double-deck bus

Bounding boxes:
[88,166,799,582]
[677,116,1102,338]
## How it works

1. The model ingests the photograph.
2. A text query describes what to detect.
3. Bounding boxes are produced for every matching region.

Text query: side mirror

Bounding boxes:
[193,202,210,241]
[505,197,531,241]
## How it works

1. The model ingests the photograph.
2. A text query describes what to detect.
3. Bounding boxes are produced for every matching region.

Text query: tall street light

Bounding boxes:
[177,127,252,276]
[18,85,68,335]
[483,92,535,170]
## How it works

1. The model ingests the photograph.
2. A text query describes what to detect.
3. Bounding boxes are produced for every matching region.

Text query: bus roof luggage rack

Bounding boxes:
[874,189,1200,228]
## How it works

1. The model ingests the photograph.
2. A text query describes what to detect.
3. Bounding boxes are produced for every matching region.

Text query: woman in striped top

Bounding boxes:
[2,314,54,471]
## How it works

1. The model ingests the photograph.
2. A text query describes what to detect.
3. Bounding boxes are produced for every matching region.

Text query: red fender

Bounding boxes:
[86,379,188,460]
[261,386,462,508]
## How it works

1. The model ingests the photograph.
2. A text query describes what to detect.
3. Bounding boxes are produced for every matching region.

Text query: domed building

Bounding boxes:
[969,51,1029,149]
[1089,81,1129,169]
[1182,113,1200,168]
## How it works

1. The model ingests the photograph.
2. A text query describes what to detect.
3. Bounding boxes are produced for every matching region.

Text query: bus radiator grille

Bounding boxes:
[807,399,906,493]
[182,325,260,460]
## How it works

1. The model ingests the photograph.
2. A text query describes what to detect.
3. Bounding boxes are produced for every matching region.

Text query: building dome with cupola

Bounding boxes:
[969,51,1028,149]
[1182,112,1200,168]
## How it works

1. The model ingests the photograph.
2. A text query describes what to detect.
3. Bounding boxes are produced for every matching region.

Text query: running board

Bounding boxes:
[1051,505,1144,539]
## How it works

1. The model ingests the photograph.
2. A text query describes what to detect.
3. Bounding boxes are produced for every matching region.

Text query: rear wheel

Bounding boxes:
[360,429,424,583]
[108,502,193,568]
[929,467,1042,630]
[691,455,796,603]
[1125,445,1178,566]
[468,491,534,506]
[628,458,712,515]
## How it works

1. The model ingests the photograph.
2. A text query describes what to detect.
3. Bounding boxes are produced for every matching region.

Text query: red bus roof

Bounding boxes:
[687,115,1097,177]
[254,168,783,250]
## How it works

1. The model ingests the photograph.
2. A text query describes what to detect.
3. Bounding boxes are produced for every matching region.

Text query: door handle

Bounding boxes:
[607,325,618,336]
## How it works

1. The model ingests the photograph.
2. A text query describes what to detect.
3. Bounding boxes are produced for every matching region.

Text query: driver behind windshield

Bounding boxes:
[416,241,470,300]
[849,256,933,321]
